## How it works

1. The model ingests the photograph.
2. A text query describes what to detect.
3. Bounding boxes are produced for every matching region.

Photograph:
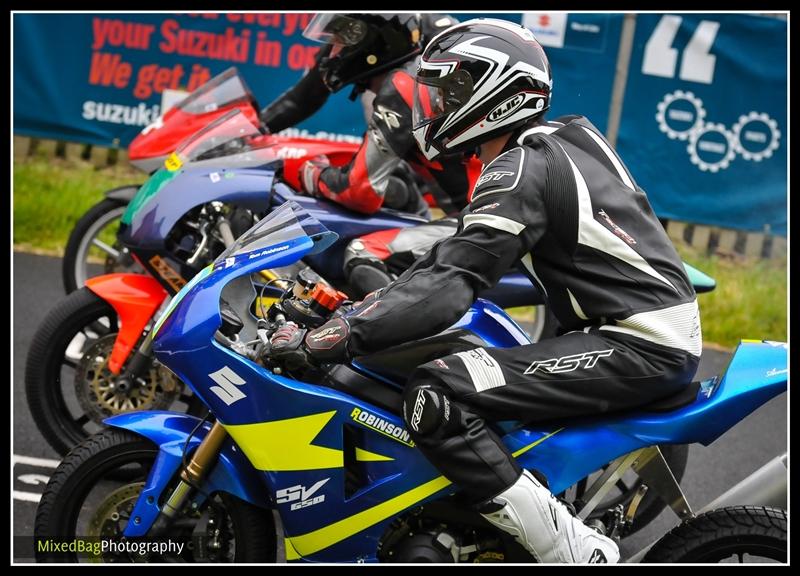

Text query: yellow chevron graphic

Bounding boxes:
[224,411,342,471]
[286,428,563,559]
[355,447,394,462]
[512,428,564,458]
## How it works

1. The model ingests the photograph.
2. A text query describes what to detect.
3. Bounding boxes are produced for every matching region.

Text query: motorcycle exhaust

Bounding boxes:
[698,452,787,513]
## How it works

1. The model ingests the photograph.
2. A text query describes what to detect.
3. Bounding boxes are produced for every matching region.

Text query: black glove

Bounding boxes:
[269,322,312,370]
[270,318,352,369]
[304,318,352,364]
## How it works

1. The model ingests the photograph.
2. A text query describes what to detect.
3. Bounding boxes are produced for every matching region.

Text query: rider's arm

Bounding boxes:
[304,72,417,214]
[308,120,404,214]
[339,146,548,357]
[260,59,331,133]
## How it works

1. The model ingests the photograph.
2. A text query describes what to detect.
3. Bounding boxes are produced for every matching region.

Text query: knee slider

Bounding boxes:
[403,383,456,438]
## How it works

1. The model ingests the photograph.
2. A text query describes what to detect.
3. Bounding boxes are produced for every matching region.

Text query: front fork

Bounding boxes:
[148,422,229,537]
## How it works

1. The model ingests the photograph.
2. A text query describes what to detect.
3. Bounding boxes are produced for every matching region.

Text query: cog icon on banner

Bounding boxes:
[732,112,781,162]
[687,123,737,173]
[656,90,707,141]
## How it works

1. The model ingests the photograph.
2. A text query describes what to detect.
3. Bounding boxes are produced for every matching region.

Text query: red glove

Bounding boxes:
[299,155,331,197]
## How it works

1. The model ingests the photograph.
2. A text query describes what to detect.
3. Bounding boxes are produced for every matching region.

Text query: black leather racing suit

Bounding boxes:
[259,15,479,298]
[326,115,702,501]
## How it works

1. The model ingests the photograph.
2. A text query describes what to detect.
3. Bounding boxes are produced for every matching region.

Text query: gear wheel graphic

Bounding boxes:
[687,123,737,173]
[656,90,707,141]
[732,111,781,162]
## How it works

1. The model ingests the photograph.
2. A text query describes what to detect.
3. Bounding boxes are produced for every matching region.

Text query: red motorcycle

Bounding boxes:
[62,67,370,292]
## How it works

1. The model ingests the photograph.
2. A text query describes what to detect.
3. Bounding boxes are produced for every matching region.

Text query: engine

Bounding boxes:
[377,505,535,563]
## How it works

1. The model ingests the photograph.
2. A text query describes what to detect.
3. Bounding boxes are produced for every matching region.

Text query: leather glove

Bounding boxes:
[304,318,351,364]
[269,322,312,370]
[299,155,331,197]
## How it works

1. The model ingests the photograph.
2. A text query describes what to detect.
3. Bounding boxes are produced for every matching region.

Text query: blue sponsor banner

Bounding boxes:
[617,14,787,235]
[13,13,367,147]
[13,12,623,147]
[519,12,623,134]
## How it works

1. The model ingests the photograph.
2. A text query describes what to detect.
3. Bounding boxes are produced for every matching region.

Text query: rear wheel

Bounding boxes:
[643,506,786,563]
[34,428,276,563]
[62,197,144,293]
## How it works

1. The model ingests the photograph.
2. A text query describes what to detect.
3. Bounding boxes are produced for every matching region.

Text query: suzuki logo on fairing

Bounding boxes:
[487,94,525,123]
[276,478,330,511]
[524,349,614,375]
[208,366,248,405]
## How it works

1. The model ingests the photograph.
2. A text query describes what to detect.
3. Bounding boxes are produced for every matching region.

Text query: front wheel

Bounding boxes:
[34,428,277,563]
[24,288,184,456]
[62,196,144,293]
[643,506,786,563]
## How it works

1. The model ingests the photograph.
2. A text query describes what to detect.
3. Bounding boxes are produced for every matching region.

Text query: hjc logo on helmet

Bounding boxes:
[487,94,545,123]
[487,94,525,122]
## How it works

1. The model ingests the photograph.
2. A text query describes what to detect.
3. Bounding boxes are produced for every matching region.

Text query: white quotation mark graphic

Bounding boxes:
[643,16,719,85]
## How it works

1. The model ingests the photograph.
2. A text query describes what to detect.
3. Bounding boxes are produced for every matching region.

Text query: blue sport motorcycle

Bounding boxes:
[34,201,787,563]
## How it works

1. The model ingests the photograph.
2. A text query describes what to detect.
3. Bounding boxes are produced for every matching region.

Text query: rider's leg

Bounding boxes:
[402,329,698,563]
[343,219,458,299]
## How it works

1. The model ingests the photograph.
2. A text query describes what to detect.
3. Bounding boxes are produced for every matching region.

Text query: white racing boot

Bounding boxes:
[480,470,620,564]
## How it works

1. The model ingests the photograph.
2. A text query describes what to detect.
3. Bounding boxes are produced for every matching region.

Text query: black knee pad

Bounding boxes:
[402,381,458,439]
[347,263,392,300]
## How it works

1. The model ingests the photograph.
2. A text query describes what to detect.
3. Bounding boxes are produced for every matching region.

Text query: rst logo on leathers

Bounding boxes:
[476,171,514,187]
[524,349,614,375]
[276,478,330,511]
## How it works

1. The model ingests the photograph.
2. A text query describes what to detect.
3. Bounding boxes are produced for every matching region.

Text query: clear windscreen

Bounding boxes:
[173,109,262,164]
[176,67,255,114]
[216,200,338,263]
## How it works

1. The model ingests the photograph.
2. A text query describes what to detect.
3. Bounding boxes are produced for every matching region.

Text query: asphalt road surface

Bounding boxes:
[12,251,787,563]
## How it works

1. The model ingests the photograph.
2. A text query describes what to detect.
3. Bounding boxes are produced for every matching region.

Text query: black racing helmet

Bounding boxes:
[411,18,553,160]
[303,13,422,93]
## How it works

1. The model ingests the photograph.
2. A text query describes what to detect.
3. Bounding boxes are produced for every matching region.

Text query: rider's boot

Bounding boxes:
[480,470,620,564]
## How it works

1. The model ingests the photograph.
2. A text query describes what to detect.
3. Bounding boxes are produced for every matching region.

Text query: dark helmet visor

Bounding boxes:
[412,68,473,130]
[302,14,369,47]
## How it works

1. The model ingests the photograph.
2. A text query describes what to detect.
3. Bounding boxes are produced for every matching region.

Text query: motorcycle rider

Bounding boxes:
[260,13,482,298]
[271,18,703,563]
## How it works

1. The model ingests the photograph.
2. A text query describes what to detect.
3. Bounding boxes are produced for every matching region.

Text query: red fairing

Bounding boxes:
[128,103,261,162]
[85,274,168,374]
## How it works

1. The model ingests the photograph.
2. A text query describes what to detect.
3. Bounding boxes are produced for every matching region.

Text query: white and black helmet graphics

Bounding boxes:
[412,18,553,160]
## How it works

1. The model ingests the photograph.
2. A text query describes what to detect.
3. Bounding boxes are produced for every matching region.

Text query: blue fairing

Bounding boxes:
[506,340,788,495]
[123,167,276,250]
[125,202,783,563]
[103,411,272,538]
[118,168,546,304]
